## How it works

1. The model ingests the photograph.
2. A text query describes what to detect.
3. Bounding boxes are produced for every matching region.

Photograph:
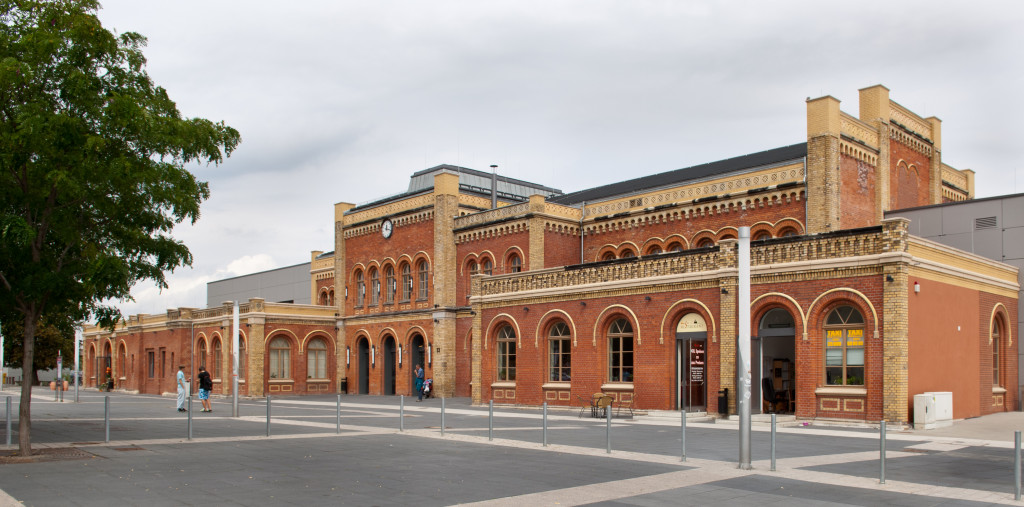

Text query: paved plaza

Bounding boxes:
[0,387,1022,506]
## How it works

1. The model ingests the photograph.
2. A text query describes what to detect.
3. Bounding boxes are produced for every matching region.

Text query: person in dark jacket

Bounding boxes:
[197,366,213,412]
[414,364,424,402]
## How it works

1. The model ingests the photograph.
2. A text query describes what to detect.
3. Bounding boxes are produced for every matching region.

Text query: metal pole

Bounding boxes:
[187,397,193,441]
[1011,430,1019,501]
[488,400,494,441]
[400,395,404,432]
[5,397,10,446]
[771,413,777,471]
[266,395,271,437]
[104,396,110,443]
[737,226,752,470]
[542,402,548,447]
[232,302,239,418]
[0,318,4,393]
[880,420,886,484]
[681,409,686,462]
[336,395,341,434]
[605,402,612,454]
[74,328,80,402]
[441,397,445,437]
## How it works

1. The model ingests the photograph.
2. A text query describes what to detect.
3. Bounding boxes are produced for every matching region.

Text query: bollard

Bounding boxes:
[104,396,110,443]
[441,397,446,437]
[336,395,341,434]
[187,397,193,441]
[400,395,405,432]
[5,397,10,447]
[542,402,548,447]
[605,403,612,454]
[266,395,271,437]
[681,409,686,462]
[770,413,777,472]
[879,420,886,484]
[488,400,494,441]
[1016,431,1021,501]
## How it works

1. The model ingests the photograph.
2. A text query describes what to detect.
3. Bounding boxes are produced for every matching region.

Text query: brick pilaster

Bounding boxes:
[805,96,842,234]
[881,218,910,423]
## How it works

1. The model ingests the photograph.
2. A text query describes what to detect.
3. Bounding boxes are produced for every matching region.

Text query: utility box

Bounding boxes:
[914,392,953,429]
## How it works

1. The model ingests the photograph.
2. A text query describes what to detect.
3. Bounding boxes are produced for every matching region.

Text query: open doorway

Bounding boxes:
[753,308,796,414]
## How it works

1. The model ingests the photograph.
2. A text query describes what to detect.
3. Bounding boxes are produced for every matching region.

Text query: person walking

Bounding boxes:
[197,366,213,412]
[414,364,424,402]
[176,365,187,412]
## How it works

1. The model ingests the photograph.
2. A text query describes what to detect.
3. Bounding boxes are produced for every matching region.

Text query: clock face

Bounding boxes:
[381,219,393,239]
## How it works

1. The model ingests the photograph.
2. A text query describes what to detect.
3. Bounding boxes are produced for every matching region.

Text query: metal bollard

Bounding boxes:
[441,397,446,437]
[266,395,271,437]
[605,403,612,454]
[488,400,494,441]
[770,413,777,472]
[187,397,193,441]
[542,402,548,447]
[880,420,886,484]
[400,395,404,432]
[1011,432,1019,499]
[5,397,10,446]
[681,409,686,462]
[337,395,342,434]
[104,396,110,443]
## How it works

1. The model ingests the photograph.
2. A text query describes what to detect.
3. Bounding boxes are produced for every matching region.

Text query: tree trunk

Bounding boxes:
[19,312,37,457]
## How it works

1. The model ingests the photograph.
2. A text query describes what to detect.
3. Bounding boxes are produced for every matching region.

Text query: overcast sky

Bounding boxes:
[95,0,1024,317]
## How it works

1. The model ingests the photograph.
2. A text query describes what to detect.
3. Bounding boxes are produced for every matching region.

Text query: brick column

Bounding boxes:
[527,195,546,270]
[433,172,459,397]
[470,275,484,405]
[718,240,738,415]
[334,203,353,388]
[927,116,942,205]
[247,316,265,397]
[881,218,910,423]
[805,96,842,234]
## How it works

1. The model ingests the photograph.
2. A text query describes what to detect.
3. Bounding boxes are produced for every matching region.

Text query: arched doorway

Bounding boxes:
[676,313,707,412]
[409,334,425,393]
[357,338,370,394]
[754,308,796,414]
[382,336,396,395]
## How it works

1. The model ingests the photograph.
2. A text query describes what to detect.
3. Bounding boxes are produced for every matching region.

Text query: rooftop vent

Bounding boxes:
[974,216,997,230]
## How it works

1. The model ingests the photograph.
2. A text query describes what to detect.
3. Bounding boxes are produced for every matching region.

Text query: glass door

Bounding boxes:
[677,338,706,412]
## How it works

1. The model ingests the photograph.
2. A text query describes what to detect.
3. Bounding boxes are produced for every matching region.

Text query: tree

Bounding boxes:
[1,313,74,385]
[0,0,240,455]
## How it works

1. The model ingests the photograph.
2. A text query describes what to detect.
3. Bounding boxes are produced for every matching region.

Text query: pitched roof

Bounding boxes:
[549,143,807,206]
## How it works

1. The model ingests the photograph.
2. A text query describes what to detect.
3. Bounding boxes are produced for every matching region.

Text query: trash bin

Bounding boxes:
[107,378,114,391]
[339,379,348,393]
[717,388,729,415]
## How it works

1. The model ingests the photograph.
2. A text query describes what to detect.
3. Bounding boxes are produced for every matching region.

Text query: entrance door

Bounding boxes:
[358,339,369,394]
[758,308,797,414]
[410,335,425,392]
[383,337,396,395]
[676,312,709,412]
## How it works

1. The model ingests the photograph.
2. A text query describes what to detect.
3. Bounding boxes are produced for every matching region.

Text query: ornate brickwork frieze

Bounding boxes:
[344,209,434,239]
[841,114,879,150]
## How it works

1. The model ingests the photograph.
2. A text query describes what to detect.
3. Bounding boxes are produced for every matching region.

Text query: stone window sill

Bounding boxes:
[601,383,634,391]
[815,386,867,396]
[491,381,516,389]
[542,382,571,390]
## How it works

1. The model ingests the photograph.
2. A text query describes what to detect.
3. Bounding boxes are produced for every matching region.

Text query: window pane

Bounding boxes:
[825,348,843,366]
[846,347,864,366]
[826,367,843,385]
[846,367,864,385]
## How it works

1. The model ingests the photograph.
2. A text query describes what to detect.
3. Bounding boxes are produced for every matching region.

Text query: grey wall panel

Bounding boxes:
[207,262,312,307]
[1001,196,1024,228]
[1004,227,1024,262]
[972,228,1004,261]
[935,232,977,254]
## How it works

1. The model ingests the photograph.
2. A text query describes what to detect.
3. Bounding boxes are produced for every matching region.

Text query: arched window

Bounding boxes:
[482,258,493,276]
[667,242,684,252]
[418,261,429,300]
[508,253,522,273]
[199,339,208,369]
[753,230,772,241]
[646,245,662,256]
[608,319,634,382]
[213,338,222,378]
[400,263,412,302]
[307,338,328,379]
[319,290,328,306]
[328,290,334,306]
[118,344,126,378]
[496,325,516,381]
[779,227,798,238]
[620,249,636,258]
[824,305,865,386]
[385,265,396,304]
[269,337,291,379]
[696,238,714,248]
[356,270,365,307]
[602,251,616,261]
[467,260,478,295]
[370,268,380,305]
[993,317,1004,387]
[548,322,571,382]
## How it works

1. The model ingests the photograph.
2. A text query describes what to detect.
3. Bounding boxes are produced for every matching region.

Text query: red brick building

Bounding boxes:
[85,85,1018,424]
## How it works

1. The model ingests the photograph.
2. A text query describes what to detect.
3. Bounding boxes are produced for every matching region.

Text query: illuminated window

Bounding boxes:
[824,305,865,386]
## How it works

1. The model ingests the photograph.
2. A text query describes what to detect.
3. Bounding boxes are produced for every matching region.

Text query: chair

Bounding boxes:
[595,395,614,418]
[615,393,636,419]
[762,378,787,413]
[577,395,594,418]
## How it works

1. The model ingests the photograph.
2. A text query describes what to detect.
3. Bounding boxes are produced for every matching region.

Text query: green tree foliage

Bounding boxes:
[0,0,240,455]
[1,313,74,385]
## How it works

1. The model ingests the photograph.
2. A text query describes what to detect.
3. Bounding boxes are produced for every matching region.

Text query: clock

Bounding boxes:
[381,219,394,239]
